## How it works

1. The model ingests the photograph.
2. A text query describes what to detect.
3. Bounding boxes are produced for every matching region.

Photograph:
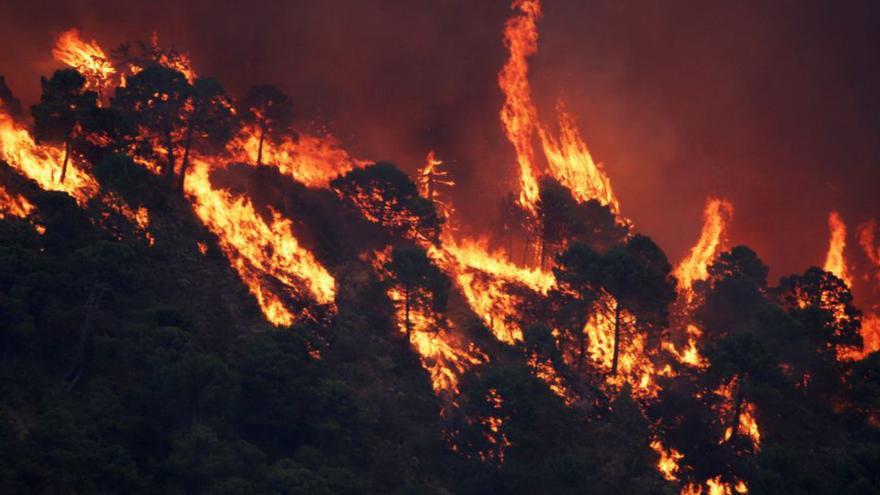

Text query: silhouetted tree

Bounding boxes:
[384,245,449,339]
[0,75,22,118]
[551,242,602,367]
[600,235,676,376]
[331,162,442,242]
[31,69,98,183]
[697,246,771,340]
[177,77,235,192]
[241,84,293,166]
[111,65,191,183]
[536,177,627,267]
[776,267,862,355]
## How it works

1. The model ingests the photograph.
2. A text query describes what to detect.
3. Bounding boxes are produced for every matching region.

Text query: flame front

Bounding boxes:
[0,184,34,219]
[185,158,336,326]
[228,124,363,187]
[0,111,98,204]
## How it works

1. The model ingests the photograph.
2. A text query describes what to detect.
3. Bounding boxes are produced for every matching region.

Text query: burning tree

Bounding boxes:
[31,69,98,183]
[176,77,235,192]
[331,162,442,243]
[111,65,191,182]
[384,244,450,339]
[417,150,455,224]
[240,84,294,167]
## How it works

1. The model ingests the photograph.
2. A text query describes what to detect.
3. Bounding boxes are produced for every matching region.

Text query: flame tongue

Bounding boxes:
[499,0,543,212]
[185,158,336,326]
[824,211,852,286]
[53,29,116,94]
[0,111,99,204]
[228,124,363,187]
[498,0,620,215]
[539,100,619,213]
[675,198,734,301]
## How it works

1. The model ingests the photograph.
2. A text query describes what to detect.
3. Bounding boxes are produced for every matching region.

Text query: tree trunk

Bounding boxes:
[731,378,744,442]
[256,125,266,166]
[164,129,176,184]
[404,285,411,341]
[611,301,622,376]
[178,125,194,194]
[60,139,70,184]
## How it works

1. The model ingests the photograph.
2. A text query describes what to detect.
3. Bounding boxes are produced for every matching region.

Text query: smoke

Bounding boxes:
[1,0,879,294]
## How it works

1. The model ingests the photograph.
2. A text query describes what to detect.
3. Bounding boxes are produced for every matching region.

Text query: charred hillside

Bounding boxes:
[2,3,880,494]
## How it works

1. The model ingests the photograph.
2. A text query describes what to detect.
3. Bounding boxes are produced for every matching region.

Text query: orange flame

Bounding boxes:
[582,292,659,397]
[52,29,116,94]
[0,184,34,219]
[499,0,621,216]
[185,157,336,326]
[432,238,554,344]
[539,100,619,213]
[663,324,709,369]
[499,0,542,211]
[676,198,734,301]
[823,211,852,287]
[651,439,684,481]
[0,111,98,204]
[372,248,487,396]
[681,477,748,495]
[228,124,363,187]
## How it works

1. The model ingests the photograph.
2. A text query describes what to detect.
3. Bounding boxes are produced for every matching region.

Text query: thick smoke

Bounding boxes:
[1,0,879,298]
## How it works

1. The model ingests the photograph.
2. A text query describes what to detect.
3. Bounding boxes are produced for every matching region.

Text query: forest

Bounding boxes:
[1,2,880,494]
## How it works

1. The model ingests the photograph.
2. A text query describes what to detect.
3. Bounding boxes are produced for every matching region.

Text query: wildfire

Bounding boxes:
[498,0,620,216]
[499,0,542,211]
[582,292,659,397]
[651,439,684,481]
[185,157,336,326]
[99,192,155,245]
[52,29,116,94]
[430,238,553,344]
[228,123,363,187]
[478,388,511,464]
[539,100,619,213]
[527,353,577,404]
[682,476,748,495]
[663,324,709,369]
[715,378,761,452]
[0,111,98,204]
[50,30,340,326]
[0,184,34,219]
[676,198,734,302]
[824,211,852,287]
[418,150,455,223]
[373,248,487,396]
